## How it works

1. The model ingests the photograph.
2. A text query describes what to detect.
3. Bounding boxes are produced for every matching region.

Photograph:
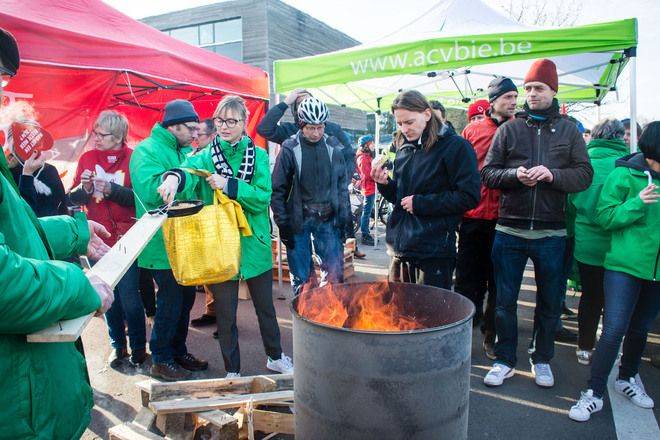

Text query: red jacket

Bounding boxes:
[71,148,135,246]
[356,151,375,196]
[461,117,502,220]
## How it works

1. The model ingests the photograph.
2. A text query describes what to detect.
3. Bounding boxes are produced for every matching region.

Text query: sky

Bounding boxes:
[102,0,660,124]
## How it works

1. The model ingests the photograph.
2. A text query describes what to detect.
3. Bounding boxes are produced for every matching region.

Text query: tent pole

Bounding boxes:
[629,54,638,152]
[273,91,284,290]
[374,110,381,248]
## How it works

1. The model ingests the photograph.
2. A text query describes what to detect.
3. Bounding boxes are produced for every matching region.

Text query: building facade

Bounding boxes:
[141,0,368,134]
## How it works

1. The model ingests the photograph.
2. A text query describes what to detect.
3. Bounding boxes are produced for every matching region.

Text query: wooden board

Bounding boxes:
[150,390,294,415]
[27,213,167,343]
[108,423,163,440]
[252,410,294,435]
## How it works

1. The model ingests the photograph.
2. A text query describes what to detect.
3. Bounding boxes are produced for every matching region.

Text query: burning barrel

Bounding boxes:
[291,281,475,440]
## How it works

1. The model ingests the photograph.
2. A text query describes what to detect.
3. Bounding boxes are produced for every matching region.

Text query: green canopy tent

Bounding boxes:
[272,7,638,250]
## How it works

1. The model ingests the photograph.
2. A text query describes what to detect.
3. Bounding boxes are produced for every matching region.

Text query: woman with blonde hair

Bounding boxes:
[159,95,292,378]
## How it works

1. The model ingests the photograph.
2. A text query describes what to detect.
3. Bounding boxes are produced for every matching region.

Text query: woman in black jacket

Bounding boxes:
[372,90,480,288]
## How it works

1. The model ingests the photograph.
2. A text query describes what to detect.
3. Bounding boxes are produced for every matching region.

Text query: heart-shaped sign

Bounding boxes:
[9,121,54,163]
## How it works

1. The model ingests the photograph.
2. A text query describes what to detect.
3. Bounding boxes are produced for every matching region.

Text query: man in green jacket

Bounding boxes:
[0,28,114,439]
[130,100,208,381]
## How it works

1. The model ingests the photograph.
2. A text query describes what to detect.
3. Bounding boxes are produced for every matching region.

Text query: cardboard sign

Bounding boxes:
[1,121,54,164]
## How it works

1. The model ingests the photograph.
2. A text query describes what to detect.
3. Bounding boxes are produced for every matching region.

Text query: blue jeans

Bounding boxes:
[104,262,146,351]
[588,270,660,397]
[360,194,375,236]
[287,217,344,296]
[150,269,196,364]
[492,232,566,367]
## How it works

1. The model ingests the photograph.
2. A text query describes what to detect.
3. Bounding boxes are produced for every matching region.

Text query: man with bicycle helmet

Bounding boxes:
[271,97,350,295]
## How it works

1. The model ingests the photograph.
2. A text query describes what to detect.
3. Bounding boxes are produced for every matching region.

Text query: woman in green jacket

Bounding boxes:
[159,95,292,378]
[568,119,630,366]
[569,121,660,423]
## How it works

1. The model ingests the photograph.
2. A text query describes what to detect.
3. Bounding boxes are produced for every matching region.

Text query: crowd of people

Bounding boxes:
[1,25,658,439]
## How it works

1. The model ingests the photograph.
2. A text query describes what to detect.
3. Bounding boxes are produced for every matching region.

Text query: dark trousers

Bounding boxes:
[455,219,497,337]
[209,270,283,373]
[105,262,146,351]
[389,256,455,290]
[588,270,660,397]
[150,269,196,364]
[577,262,606,351]
[492,232,566,367]
[139,268,156,318]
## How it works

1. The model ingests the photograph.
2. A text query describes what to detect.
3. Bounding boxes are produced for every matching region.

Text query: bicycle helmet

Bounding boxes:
[297,97,329,126]
[358,134,374,148]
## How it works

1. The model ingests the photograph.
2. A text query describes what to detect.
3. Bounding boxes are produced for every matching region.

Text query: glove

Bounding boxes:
[278,226,295,250]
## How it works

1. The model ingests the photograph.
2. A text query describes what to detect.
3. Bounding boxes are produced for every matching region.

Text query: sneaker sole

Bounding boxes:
[484,368,515,387]
[569,408,600,422]
[615,388,654,409]
[577,358,591,366]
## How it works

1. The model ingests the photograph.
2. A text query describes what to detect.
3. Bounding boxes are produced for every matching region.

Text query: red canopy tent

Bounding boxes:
[1,0,270,173]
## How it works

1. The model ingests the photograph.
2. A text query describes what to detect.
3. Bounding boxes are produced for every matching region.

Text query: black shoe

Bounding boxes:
[554,327,578,343]
[150,362,191,381]
[130,348,148,366]
[190,314,216,327]
[174,353,209,371]
[354,249,366,259]
[213,331,218,339]
[108,348,128,368]
[561,305,577,320]
[361,234,375,246]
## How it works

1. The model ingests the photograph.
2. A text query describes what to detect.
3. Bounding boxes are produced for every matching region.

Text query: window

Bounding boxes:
[164,18,243,62]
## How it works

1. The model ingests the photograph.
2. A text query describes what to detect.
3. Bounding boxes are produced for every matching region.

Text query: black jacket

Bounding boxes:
[481,110,593,229]
[378,125,480,260]
[271,132,350,236]
[10,164,68,217]
[257,101,356,180]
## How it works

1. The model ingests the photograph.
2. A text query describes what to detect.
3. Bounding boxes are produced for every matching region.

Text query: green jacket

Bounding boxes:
[568,138,629,266]
[178,136,273,279]
[0,174,100,439]
[596,153,660,281]
[130,124,192,269]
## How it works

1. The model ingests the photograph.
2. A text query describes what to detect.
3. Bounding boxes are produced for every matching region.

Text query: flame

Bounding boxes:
[297,282,424,332]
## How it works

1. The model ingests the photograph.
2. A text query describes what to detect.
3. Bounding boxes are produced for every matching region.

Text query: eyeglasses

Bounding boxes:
[93,130,113,139]
[183,123,200,133]
[214,117,242,128]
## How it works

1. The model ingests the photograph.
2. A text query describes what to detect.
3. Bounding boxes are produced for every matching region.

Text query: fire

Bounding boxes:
[296,282,425,332]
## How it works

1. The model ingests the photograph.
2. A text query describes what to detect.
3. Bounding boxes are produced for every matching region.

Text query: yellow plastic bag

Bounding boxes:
[163,182,252,286]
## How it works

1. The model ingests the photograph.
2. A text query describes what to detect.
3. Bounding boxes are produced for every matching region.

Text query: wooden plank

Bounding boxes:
[133,408,157,431]
[150,374,292,402]
[108,423,163,440]
[27,214,166,343]
[252,410,294,435]
[150,390,294,415]
[249,376,277,394]
[195,410,237,428]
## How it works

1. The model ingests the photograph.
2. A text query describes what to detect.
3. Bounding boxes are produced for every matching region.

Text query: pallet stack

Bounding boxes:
[108,373,294,440]
[271,237,356,282]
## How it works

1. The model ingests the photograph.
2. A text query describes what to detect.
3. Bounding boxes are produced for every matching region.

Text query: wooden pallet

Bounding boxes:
[112,374,294,440]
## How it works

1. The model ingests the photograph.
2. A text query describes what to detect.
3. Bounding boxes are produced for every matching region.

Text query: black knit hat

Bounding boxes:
[488,77,517,103]
[0,28,20,77]
[162,100,199,127]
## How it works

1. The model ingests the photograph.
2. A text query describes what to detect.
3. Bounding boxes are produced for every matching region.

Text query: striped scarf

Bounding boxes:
[210,135,256,183]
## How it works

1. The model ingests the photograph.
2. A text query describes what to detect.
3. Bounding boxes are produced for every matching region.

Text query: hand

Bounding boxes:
[88,274,114,316]
[639,184,660,204]
[22,151,46,175]
[92,177,112,196]
[284,89,308,105]
[87,220,111,260]
[206,173,227,191]
[158,175,180,204]
[401,195,414,214]
[279,226,295,250]
[526,165,554,183]
[516,166,537,187]
[80,169,95,193]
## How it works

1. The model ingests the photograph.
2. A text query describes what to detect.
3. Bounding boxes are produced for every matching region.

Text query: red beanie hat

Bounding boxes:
[467,99,490,121]
[524,59,558,92]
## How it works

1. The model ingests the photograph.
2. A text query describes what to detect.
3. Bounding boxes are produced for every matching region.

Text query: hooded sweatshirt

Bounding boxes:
[596,152,660,280]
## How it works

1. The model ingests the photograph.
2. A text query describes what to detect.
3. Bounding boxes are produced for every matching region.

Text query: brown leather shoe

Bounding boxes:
[174,353,209,371]
[354,249,366,259]
[150,362,191,381]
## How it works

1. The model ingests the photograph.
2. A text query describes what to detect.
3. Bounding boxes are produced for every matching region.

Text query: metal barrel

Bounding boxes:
[291,282,475,440]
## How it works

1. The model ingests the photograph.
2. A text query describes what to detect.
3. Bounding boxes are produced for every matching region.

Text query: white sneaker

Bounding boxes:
[267,353,294,374]
[576,349,593,365]
[483,363,515,387]
[569,389,603,422]
[225,372,241,379]
[615,377,654,409]
[531,362,554,388]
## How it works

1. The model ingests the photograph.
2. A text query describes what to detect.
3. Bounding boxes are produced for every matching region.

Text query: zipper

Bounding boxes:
[530,127,541,230]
